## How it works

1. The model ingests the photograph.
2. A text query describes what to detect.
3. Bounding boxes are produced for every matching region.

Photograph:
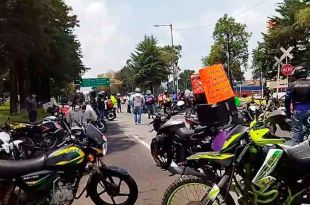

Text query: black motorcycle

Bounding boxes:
[105,108,116,121]
[0,123,138,205]
[150,112,228,169]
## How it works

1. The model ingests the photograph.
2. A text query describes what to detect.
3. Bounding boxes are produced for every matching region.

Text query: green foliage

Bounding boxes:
[202,14,251,82]
[252,0,310,79]
[0,0,86,113]
[178,69,195,91]
[116,35,180,92]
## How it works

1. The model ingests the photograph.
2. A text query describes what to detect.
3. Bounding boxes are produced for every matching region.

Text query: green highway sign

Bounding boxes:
[79,78,110,87]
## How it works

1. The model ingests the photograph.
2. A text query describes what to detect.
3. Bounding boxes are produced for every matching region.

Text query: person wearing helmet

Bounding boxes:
[130,88,145,125]
[285,66,310,144]
[145,90,155,119]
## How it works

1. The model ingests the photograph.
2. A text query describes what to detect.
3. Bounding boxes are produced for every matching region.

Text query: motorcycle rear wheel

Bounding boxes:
[89,169,138,205]
[106,112,116,121]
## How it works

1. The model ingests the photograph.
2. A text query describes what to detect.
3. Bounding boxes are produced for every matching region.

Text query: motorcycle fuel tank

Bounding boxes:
[46,145,85,167]
[158,120,185,135]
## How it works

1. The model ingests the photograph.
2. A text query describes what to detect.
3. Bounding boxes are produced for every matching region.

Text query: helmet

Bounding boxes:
[293,66,308,79]
[146,90,151,95]
[135,87,141,93]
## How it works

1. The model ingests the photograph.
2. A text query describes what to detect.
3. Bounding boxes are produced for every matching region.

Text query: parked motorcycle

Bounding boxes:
[0,123,138,205]
[0,131,24,160]
[162,119,310,205]
[105,108,116,121]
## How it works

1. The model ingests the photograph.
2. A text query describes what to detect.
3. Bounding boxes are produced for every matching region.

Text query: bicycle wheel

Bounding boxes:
[162,176,235,205]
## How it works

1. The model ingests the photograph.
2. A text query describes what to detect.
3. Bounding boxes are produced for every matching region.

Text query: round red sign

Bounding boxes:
[281,64,294,76]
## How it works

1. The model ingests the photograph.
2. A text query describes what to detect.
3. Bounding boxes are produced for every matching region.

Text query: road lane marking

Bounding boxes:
[126,134,150,150]
[126,134,178,167]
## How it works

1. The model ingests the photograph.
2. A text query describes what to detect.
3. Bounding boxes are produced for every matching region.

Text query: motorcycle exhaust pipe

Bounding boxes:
[168,163,204,177]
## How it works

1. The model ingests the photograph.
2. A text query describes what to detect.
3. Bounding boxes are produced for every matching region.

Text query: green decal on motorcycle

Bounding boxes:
[250,128,285,146]
[221,133,242,152]
[251,149,283,204]
[202,184,220,204]
[187,152,234,160]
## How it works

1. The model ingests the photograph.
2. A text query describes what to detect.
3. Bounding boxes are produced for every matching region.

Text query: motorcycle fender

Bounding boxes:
[187,152,234,166]
[101,166,129,176]
[12,140,23,147]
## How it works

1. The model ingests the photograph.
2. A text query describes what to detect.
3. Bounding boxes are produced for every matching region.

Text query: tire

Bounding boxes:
[97,119,108,133]
[150,136,172,169]
[107,112,116,121]
[162,176,235,205]
[88,169,138,205]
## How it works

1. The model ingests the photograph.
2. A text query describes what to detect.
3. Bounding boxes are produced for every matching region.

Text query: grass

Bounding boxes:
[0,101,47,124]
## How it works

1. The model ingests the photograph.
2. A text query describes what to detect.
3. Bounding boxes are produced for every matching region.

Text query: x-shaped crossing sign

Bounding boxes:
[273,46,294,67]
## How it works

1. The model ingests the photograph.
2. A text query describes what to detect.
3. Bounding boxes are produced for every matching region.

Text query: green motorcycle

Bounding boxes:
[162,120,310,205]
[0,124,138,205]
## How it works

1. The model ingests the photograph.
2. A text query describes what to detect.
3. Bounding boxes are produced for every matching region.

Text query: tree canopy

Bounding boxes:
[252,0,310,80]
[202,14,251,82]
[0,0,86,113]
[115,35,182,93]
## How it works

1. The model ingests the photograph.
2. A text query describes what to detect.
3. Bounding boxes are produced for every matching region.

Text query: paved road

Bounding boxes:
[73,109,290,205]
[73,112,177,205]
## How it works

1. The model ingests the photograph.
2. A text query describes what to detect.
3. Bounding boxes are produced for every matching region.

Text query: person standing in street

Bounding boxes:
[126,93,132,113]
[26,93,37,123]
[116,93,122,113]
[145,90,155,119]
[130,88,145,125]
[285,66,310,145]
[97,91,105,118]
[163,90,172,114]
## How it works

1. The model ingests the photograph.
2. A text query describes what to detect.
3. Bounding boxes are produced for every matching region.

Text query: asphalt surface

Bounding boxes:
[73,109,290,205]
[73,111,177,205]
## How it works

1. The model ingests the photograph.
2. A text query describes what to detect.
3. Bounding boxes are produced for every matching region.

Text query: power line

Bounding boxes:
[174,0,268,31]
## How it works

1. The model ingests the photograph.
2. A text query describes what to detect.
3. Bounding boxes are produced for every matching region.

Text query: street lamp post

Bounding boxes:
[154,24,177,92]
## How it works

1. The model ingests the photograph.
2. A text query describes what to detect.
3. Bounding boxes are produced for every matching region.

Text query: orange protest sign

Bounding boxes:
[199,64,235,105]
[190,74,205,94]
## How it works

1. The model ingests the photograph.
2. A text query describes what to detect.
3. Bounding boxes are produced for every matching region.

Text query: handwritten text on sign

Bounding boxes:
[199,64,235,104]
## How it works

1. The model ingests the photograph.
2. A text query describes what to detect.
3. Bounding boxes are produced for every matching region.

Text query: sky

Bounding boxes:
[65,0,283,79]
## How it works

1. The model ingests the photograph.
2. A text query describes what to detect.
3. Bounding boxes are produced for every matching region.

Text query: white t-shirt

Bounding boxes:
[66,104,97,127]
[130,93,145,107]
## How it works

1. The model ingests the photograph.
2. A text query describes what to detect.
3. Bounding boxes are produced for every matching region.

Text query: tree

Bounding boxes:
[0,0,86,114]
[130,35,171,91]
[115,59,135,93]
[252,0,310,79]
[178,69,195,91]
[202,14,251,82]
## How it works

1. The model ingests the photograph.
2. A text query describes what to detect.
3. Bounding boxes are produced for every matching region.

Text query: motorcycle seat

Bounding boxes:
[285,140,310,169]
[175,128,195,139]
[0,155,46,179]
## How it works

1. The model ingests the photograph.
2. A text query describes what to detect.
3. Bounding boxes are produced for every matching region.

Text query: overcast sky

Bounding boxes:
[65,0,283,79]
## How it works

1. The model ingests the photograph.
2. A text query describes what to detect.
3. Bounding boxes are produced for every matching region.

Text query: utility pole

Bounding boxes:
[154,24,177,92]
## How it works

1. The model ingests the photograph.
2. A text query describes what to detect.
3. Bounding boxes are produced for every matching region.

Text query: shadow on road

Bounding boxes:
[105,119,138,154]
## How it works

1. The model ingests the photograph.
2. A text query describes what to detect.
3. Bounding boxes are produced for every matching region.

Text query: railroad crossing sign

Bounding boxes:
[273,46,294,97]
[79,78,110,87]
[273,46,294,68]
[281,64,294,76]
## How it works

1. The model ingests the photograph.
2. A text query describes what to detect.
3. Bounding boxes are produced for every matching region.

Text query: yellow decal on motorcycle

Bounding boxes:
[250,128,285,146]
[221,133,242,152]
[50,146,85,165]
[187,152,234,160]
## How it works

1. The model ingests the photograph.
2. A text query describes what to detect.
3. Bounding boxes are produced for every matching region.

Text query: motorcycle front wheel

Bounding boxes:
[150,136,172,169]
[162,176,235,205]
[88,168,138,205]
